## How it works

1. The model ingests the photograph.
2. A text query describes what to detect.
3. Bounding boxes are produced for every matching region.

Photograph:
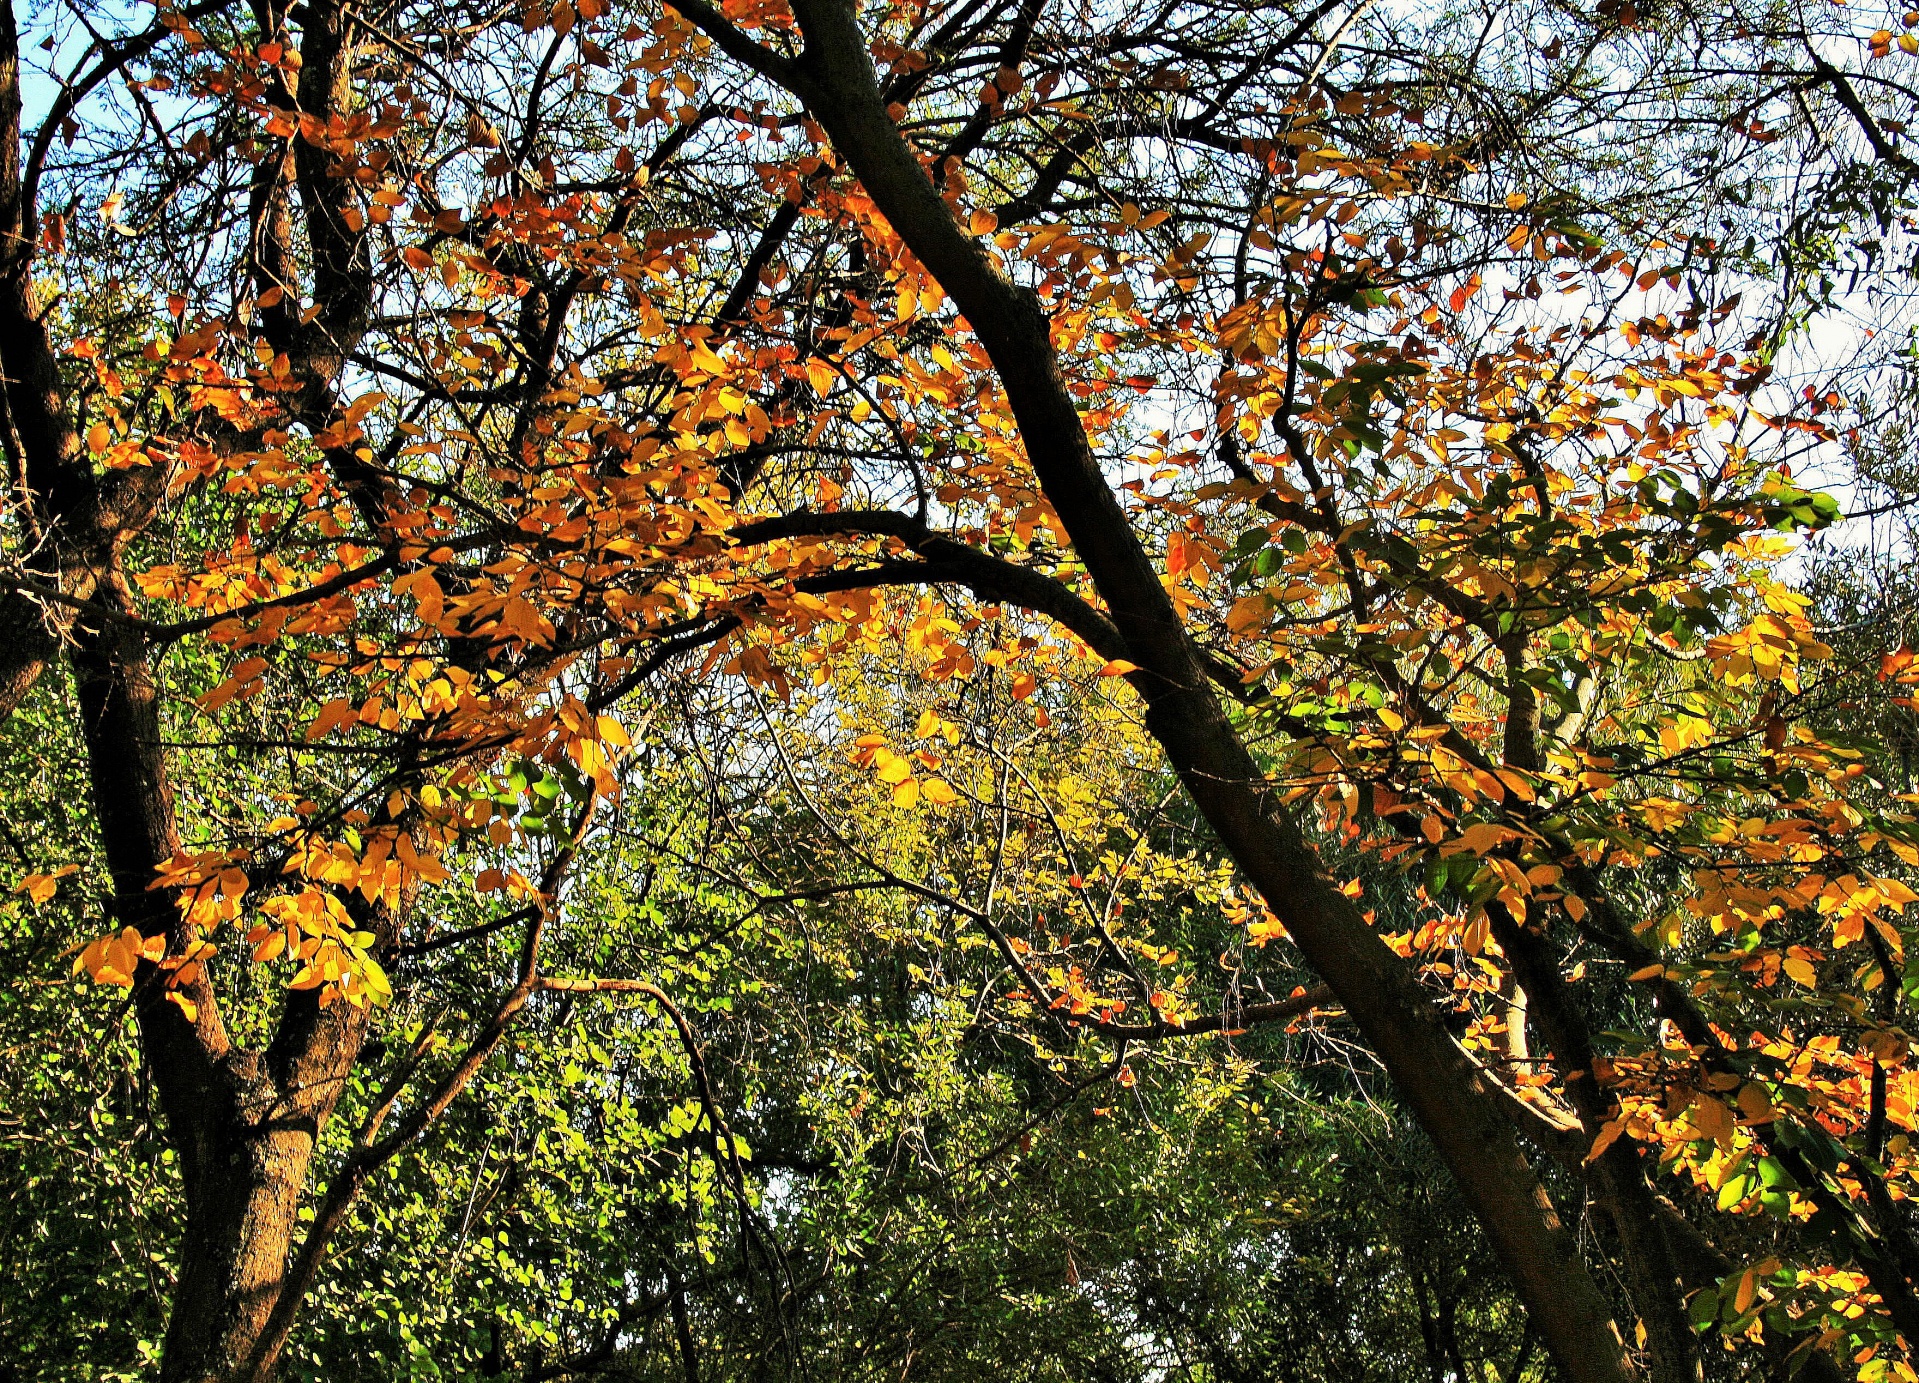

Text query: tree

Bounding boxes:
[0,641,1547,1381]
[8,0,1919,1377]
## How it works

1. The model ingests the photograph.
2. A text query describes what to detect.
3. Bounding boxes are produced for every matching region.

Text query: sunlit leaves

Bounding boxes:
[12,863,77,906]
[22,0,1919,1369]
[249,891,391,1009]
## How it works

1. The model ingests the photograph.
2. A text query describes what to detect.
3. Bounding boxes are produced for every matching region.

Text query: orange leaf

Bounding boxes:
[1225,596,1267,634]
[395,834,451,884]
[1585,1118,1627,1164]
[1448,275,1482,313]
[14,863,76,904]
[1732,1267,1758,1316]
[1692,1095,1734,1145]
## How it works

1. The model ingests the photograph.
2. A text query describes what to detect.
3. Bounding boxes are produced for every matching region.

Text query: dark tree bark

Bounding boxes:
[665,3,1642,1378]
[0,2,380,1377]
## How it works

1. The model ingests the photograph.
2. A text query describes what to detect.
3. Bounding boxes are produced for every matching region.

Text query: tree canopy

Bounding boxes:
[7,0,1919,1378]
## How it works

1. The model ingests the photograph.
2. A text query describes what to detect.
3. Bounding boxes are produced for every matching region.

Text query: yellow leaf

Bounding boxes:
[1783,956,1818,987]
[803,358,837,397]
[1585,1119,1627,1163]
[1627,964,1665,982]
[1098,659,1139,677]
[74,936,106,980]
[1225,595,1268,634]
[892,777,919,807]
[1692,1095,1734,1145]
[18,872,61,904]
[1737,1083,1774,1123]
[922,779,957,806]
[410,571,444,626]
[1492,769,1536,802]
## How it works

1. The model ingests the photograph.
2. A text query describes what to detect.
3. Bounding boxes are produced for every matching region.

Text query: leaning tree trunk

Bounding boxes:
[733,4,1645,1379]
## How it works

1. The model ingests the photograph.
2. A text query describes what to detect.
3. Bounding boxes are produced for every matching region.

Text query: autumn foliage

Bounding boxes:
[9,0,1919,1377]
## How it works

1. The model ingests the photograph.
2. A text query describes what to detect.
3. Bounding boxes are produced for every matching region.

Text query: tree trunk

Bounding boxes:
[66,500,370,1383]
[762,5,1639,1378]
[1488,902,1701,1383]
[157,1049,355,1383]
[3,3,385,1376]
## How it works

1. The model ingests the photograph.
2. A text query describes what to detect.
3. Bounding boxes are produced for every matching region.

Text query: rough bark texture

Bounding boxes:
[64,577,375,1383]
[737,4,1639,1379]
[147,1017,366,1383]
